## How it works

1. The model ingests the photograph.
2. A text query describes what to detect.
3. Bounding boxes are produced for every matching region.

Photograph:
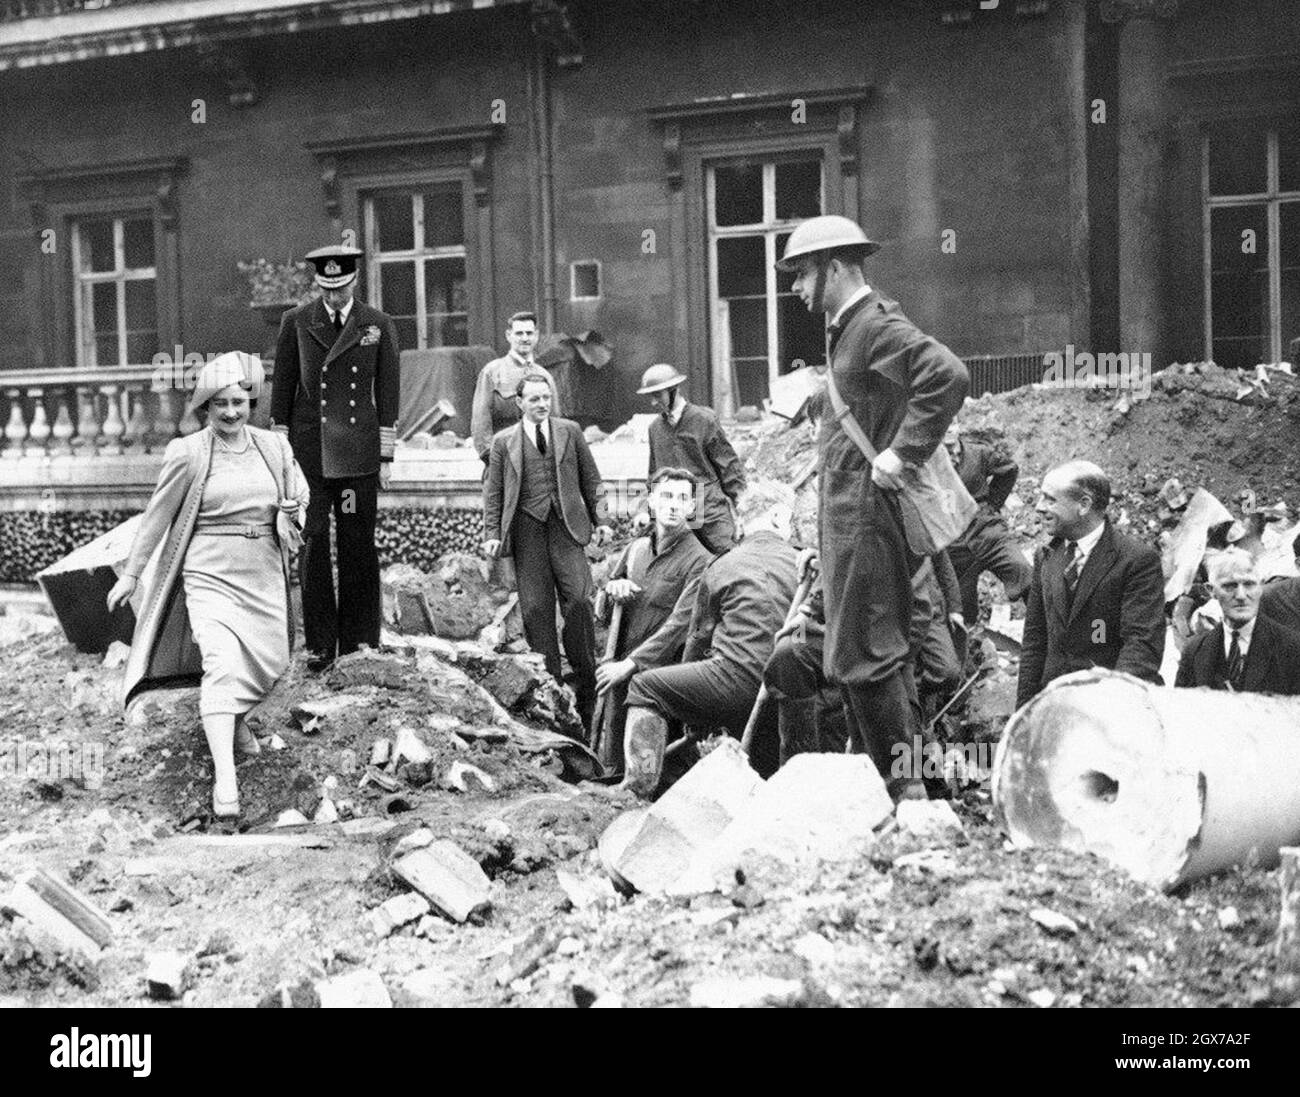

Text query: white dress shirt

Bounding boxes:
[324,299,354,328]
[525,418,551,453]
[1069,521,1105,572]
[1223,615,1255,660]
[830,284,874,329]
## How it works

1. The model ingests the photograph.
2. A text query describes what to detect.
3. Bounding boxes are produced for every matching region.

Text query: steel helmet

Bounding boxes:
[637,363,687,395]
[775,215,880,271]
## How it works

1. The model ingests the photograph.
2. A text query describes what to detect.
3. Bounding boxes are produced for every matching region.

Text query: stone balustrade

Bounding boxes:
[1,368,196,462]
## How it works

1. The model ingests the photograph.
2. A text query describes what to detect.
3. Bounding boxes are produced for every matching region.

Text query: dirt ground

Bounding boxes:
[0,618,1293,1009]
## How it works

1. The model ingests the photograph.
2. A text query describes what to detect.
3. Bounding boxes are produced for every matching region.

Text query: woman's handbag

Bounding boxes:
[823,367,976,557]
[267,434,304,557]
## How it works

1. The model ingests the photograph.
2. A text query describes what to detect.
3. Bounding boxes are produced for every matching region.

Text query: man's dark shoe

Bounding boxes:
[306,652,333,674]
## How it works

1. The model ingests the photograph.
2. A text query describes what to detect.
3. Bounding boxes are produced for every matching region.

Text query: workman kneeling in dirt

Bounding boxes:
[595,480,799,796]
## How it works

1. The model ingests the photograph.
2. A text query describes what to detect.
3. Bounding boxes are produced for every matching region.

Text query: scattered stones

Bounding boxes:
[273,809,310,829]
[1218,906,1241,931]
[144,951,191,1000]
[369,739,392,767]
[398,967,459,1006]
[479,654,543,710]
[393,842,492,923]
[339,817,398,839]
[268,734,287,751]
[1029,908,1080,938]
[123,858,161,878]
[312,798,340,825]
[1027,987,1057,1009]
[315,968,392,1009]
[197,929,235,958]
[102,640,130,669]
[896,799,965,840]
[482,819,511,842]
[364,892,432,938]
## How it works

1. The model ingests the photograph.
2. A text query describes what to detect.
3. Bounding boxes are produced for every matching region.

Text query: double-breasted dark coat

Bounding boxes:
[1174,616,1300,695]
[818,290,968,689]
[270,298,400,480]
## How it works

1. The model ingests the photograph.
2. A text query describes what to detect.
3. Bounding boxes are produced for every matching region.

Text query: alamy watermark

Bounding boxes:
[0,740,104,790]
[891,735,995,789]
[1041,345,1152,399]
[150,347,264,394]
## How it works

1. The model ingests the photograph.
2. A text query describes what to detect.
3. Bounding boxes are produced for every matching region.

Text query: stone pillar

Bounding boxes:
[1117,14,1167,363]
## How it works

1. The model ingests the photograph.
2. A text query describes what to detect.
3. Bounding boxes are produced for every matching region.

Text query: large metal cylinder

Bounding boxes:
[992,669,1300,891]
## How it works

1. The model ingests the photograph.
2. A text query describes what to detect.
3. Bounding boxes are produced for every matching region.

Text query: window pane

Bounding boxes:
[714,164,763,226]
[82,220,115,273]
[394,318,419,350]
[778,292,825,373]
[125,280,157,363]
[91,281,119,366]
[1208,123,1266,196]
[373,193,414,253]
[1281,202,1300,362]
[716,235,766,298]
[423,187,464,248]
[1281,122,1300,194]
[775,160,822,221]
[1210,204,1268,370]
[379,261,417,317]
[123,217,154,269]
[733,361,769,409]
[424,257,468,347]
[727,296,768,360]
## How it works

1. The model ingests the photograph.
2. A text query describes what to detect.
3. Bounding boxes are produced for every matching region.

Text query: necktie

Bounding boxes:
[1062,541,1081,600]
[333,310,344,336]
[535,425,547,457]
[1226,629,1243,688]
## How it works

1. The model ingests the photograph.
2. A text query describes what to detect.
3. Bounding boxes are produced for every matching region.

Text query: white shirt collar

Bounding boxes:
[325,298,354,325]
[1224,615,1256,656]
[526,418,550,447]
[830,284,873,329]
[668,397,688,426]
[509,349,534,369]
[1071,521,1105,564]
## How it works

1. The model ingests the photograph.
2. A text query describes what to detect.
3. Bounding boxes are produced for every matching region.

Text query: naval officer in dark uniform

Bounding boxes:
[270,244,400,671]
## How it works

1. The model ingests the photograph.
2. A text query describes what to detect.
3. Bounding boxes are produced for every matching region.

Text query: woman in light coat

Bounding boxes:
[108,352,309,821]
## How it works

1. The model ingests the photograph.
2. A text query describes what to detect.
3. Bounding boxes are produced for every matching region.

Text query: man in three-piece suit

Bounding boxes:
[1016,461,1166,708]
[482,372,610,732]
[270,244,400,671]
[1175,548,1300,695]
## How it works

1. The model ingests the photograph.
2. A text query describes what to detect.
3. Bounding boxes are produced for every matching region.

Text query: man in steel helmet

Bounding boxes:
[632,363,747,555]
[777,215,968,801]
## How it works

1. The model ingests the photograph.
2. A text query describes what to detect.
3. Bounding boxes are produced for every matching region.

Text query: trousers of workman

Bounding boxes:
[301,472,380,660]
[820,476,923,789]
[763,623,849,762]
[512,508,596,728]
[947,510,1032,621]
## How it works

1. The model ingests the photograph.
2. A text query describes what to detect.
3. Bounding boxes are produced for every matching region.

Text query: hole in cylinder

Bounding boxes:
[1080,770,1119,803]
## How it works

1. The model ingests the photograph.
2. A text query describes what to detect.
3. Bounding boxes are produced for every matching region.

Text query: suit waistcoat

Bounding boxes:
[517,428,560,522]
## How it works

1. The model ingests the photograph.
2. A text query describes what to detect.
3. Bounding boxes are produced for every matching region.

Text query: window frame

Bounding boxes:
[18,156,185,374]
[70,212,160,369]
[706,155,827,411]
[1202,123,1300,366]
[361,180,473,352]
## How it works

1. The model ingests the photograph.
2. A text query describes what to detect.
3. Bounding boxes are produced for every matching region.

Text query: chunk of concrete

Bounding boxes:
[442,760,497,793]
[479,654,544,709]
[598,738,763,895]
[34,515,144,654]
[392,827,435,856]
[393,726,433,766]
[365,892,431,938]
[393,842,491,923]
[291,693,374,728]
[2,870,113,961]
[896,799,965,841]
[676,752,891,893]
[316,968,392,1008]
[145,951,191,1000]
[688,975,808,1009]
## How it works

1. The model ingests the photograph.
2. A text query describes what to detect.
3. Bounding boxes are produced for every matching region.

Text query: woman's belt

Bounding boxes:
[194,522,275,538]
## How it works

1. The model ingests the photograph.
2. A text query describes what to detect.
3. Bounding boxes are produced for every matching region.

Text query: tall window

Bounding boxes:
[1204,121,1300,369]
[364,186,468,350]
[707,156,825,410]
[71,213,157,368]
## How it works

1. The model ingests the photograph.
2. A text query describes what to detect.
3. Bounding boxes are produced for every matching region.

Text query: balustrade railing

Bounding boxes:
[1,369,198,460]
[0,0,162,22]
